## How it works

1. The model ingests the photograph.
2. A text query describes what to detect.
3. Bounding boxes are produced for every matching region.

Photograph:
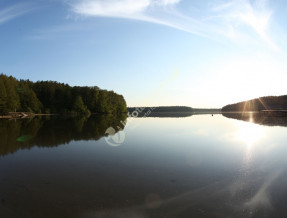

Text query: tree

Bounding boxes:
[18,83,42,113]
[5,76,20,111]
[0,78,7,113]
[0,74,127,114]
[73,95,87,113]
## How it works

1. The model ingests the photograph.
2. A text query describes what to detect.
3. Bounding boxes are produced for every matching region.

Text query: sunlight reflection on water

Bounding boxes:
[1,114,287,217]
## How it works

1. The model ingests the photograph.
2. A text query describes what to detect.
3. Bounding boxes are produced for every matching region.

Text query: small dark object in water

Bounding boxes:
[170,179,176,183]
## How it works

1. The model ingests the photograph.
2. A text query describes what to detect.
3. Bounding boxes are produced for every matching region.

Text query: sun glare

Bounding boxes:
[232,114,266,170]
[202,54,287,107]
[235,117,265,148]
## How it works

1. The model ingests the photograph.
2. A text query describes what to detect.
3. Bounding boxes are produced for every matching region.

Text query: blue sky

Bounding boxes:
[1,0,287,108]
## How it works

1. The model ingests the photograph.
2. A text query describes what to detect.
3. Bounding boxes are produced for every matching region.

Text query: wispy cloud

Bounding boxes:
[73,0,150,18]
[0,3,35,25]
[208,0,277,50]
[68,0,278,50]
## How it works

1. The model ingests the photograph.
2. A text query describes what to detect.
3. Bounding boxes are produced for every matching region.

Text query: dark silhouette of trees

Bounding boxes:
[18,81,42,113]
[128,106,194,117]
[73,95,88,114]
[0,74,127,114]
[222,95,287,112]
[0,78,7,113]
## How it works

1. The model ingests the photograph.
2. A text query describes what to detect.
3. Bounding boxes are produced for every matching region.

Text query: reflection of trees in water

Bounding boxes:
[0,114,127,156]
[222,112,287,127]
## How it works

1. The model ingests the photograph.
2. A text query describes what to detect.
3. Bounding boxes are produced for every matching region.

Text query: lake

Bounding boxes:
[1,113,287,218]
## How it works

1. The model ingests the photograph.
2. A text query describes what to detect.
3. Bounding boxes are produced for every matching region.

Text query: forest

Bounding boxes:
[222,95,287,112]
[128,106,194,117]
[0,74,127,114]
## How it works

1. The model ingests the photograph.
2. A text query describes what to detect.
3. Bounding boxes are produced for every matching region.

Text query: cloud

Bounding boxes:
[209,0,278,50]
[0,3,34,25]
[71,0,180,18]
[72,0,151,18]
[68,0,278,50]
[155,0,180,6]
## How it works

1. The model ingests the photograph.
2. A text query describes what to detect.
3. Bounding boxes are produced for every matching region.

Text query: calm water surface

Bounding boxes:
[1,113,287,218]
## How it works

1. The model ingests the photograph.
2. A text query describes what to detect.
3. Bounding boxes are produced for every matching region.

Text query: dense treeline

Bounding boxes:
[128,106,193,113]
[128,106,194,117]
[193,108,221,114]
[222,95,287,112]
[0,74,127,114]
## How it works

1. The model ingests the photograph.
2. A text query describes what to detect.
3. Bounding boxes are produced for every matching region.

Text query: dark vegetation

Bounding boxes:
[222,95,287,112]
[193,108,221,114]
[0,74,127,114]
[0,114,126,156]
[128,106,194,117]
[127,106,221,117]
[128,106,193,113]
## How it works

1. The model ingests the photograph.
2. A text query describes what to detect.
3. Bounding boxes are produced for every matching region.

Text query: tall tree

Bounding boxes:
[0,79,7,113]
[5,76,20,111]
[73,95,88,114]
[18,83,42,113]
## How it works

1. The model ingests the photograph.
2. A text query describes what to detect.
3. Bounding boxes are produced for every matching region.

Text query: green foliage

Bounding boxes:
[0,78,7,113]
[18,82,42,113]
[3,75,20,112]
[73,95,87,113]
[0,74,127,114]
